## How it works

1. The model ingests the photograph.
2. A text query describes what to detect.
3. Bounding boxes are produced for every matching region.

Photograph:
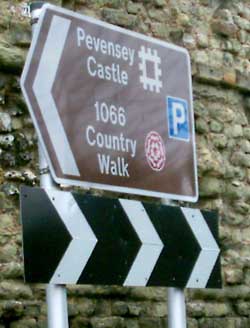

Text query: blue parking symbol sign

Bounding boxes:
[167,97,189,141]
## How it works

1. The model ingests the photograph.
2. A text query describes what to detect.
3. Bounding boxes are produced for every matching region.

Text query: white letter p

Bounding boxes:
[172,102,185,136]
[77,27,85,47]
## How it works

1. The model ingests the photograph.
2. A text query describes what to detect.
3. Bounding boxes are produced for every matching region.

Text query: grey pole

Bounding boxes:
[161,199,187,328]
[168,288,187,328]
[30,3,69,328]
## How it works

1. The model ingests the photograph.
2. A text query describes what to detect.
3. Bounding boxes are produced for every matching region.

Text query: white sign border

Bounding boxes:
[21,3,199,203]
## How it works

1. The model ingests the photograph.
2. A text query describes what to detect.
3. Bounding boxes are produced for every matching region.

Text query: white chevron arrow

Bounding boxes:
[181,207,220,288]
[46,189,97,284]
[119,199,163,286]
[32,15,80,177]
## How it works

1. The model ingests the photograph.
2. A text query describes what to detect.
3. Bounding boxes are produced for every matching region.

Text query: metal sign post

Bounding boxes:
[168,288,187,328]
[30,3,69,328]
[162,198,187,328]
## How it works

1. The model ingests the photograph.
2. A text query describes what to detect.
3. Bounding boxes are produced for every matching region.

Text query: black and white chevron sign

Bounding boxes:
[20,186,221,288]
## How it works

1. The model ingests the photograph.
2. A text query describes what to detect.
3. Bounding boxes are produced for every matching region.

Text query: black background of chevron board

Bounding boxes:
[21,188,72,282]
[199,210,221,288]
[20,186,221,288]
[74,193,141,285]
[143,203,221,288]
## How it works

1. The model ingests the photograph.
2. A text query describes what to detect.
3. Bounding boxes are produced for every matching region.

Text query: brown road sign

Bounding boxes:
[21,4,198,202]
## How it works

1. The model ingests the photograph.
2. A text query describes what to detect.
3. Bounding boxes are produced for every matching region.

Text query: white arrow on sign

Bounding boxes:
[181,207,220,288]
[32,15,80,177]
[119,199,164,286]
[46,190,97,284]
